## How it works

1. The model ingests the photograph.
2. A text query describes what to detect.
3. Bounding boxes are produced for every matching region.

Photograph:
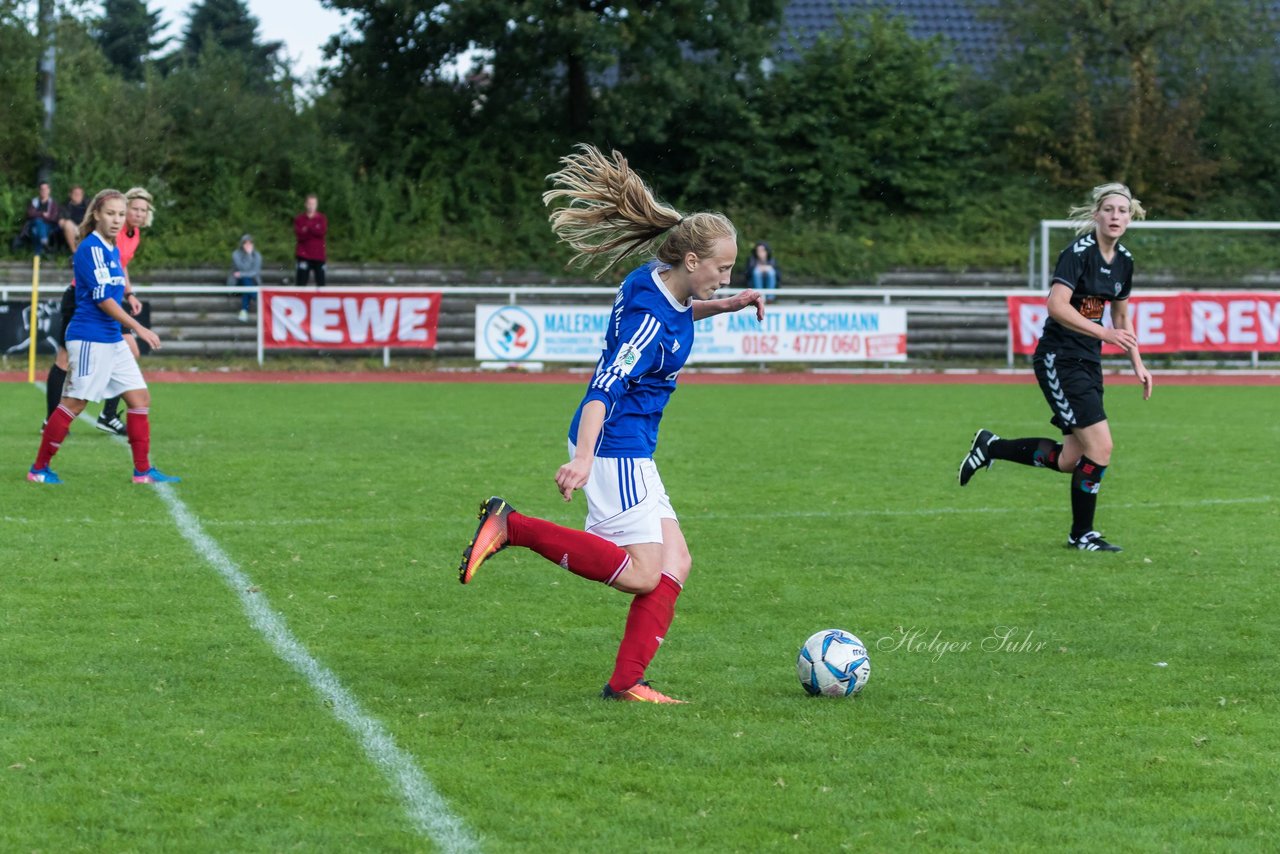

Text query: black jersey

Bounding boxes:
[1036,231,1134,362]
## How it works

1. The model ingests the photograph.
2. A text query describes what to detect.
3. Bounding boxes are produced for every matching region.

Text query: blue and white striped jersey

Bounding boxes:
[568,261,694,457]
[65,233,126,344]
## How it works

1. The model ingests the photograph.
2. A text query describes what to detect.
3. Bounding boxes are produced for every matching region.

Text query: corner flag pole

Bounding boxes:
[27,255,40,383]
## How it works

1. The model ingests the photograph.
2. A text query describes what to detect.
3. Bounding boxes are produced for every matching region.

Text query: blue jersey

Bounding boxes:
[65,233,126,344]
[569,262,695,457]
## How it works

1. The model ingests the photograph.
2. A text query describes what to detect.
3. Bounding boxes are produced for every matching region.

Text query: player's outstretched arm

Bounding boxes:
[692,288,766,322]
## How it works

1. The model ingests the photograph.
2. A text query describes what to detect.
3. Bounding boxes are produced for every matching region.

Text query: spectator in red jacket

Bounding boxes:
[293,193,328,287]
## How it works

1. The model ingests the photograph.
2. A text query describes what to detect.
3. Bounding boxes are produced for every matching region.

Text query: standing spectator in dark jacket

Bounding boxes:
[230,234,263,321]
[293,193,328,287]
[58,185,87,252]
[742,241,779,301]
[19,182,60,255]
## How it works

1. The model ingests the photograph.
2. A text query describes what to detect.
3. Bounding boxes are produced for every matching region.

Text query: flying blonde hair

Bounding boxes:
[77,189,126,242]
[542,144,736,278]
[125,186,155,228]
[1068,182,1146,236]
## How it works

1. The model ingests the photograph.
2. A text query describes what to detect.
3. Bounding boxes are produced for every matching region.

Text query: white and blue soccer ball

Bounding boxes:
[797,629,871,697]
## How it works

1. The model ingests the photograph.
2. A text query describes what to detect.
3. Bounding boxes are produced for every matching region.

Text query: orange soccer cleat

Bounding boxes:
[458,496,515,584]
[601,680,687,705]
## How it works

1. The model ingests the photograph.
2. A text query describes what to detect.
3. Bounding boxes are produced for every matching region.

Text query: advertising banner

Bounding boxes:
[474,304,909,363]
[0,299,62,356]
[0,299,152,356]
[262,290,441,349]
[1007,292,1280,355]
[1183,292,1280,352]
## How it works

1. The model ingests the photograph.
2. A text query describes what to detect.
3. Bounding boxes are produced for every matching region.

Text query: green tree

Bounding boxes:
[93,0,165,81]
[752,14,977,222]
[174,0,282,80]
[985,0,1274,212]
[0,0,40,190]
[321,0,782,175]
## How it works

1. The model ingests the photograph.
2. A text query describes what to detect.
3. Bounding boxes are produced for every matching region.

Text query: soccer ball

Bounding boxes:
[796,629,871,697]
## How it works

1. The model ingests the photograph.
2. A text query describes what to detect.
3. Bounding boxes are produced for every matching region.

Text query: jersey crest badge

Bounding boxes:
[613,342,642,374]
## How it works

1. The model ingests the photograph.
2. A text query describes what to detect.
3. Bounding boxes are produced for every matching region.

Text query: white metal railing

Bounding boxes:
[0,283,1031,301]
[4,282,1274,369]
[1034,220,1280,290]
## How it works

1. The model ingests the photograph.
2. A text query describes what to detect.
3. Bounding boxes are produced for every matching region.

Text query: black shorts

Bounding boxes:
[1033,352,1106,434]
[55,285,76,348]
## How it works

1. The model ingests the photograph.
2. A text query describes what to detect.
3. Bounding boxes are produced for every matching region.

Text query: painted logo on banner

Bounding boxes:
[262,290,440,349]
[482,305,539,360]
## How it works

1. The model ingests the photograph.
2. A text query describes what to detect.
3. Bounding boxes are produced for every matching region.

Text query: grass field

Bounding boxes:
[2,378,1278,852]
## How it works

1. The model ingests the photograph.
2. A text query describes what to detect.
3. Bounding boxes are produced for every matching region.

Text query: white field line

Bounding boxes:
[4,494,1274,528]
[41,398,480,853]
[153,486,479,852]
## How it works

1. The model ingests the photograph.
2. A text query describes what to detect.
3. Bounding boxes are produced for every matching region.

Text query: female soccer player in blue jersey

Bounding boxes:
[28,189,179,485]
[92,186,155,435]
[957,182,1153,552]
[458,145,765,704]
[42,187,150,434]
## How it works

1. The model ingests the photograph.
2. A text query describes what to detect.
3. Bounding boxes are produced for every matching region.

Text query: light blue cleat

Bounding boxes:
[27,466,63,484]
[133,467,182,484]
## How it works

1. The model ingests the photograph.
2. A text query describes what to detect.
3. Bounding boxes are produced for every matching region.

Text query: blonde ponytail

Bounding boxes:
[543,144,735,277]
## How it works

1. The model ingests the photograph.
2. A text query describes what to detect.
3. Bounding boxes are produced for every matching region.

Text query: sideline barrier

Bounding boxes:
[2,282,1276,368]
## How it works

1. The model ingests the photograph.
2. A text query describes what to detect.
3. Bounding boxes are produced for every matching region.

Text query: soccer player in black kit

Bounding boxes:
[958,183,1153,551]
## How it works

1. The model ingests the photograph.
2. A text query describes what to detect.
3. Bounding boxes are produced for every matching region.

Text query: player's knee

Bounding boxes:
[1088,439,1113,466]
[666,550,692,585]
[622,562,661,594]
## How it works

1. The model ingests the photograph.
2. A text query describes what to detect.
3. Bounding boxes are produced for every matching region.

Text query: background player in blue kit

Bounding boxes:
[28,189,180,486]
[458,145,766,704]
[958,182,1153,552]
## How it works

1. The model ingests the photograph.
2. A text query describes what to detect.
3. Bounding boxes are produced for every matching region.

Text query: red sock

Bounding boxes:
[608,572,683,692]
[506,512,630,584]
[126,408,150,472]
[34,405,75,469]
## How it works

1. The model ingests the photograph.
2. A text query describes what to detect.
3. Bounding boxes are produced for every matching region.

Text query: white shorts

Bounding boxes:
[65,339,147,403]
[571,442,676,547]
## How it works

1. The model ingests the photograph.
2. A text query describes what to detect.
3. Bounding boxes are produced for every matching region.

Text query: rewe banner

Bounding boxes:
[262,290,442,349]
[1007,292,1280,355]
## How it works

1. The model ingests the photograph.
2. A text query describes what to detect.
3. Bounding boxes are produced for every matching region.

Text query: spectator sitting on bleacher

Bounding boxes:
[229,233,262,322]
[742,241,780,302]
[58,185,87,253]
[13,181,60,256]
